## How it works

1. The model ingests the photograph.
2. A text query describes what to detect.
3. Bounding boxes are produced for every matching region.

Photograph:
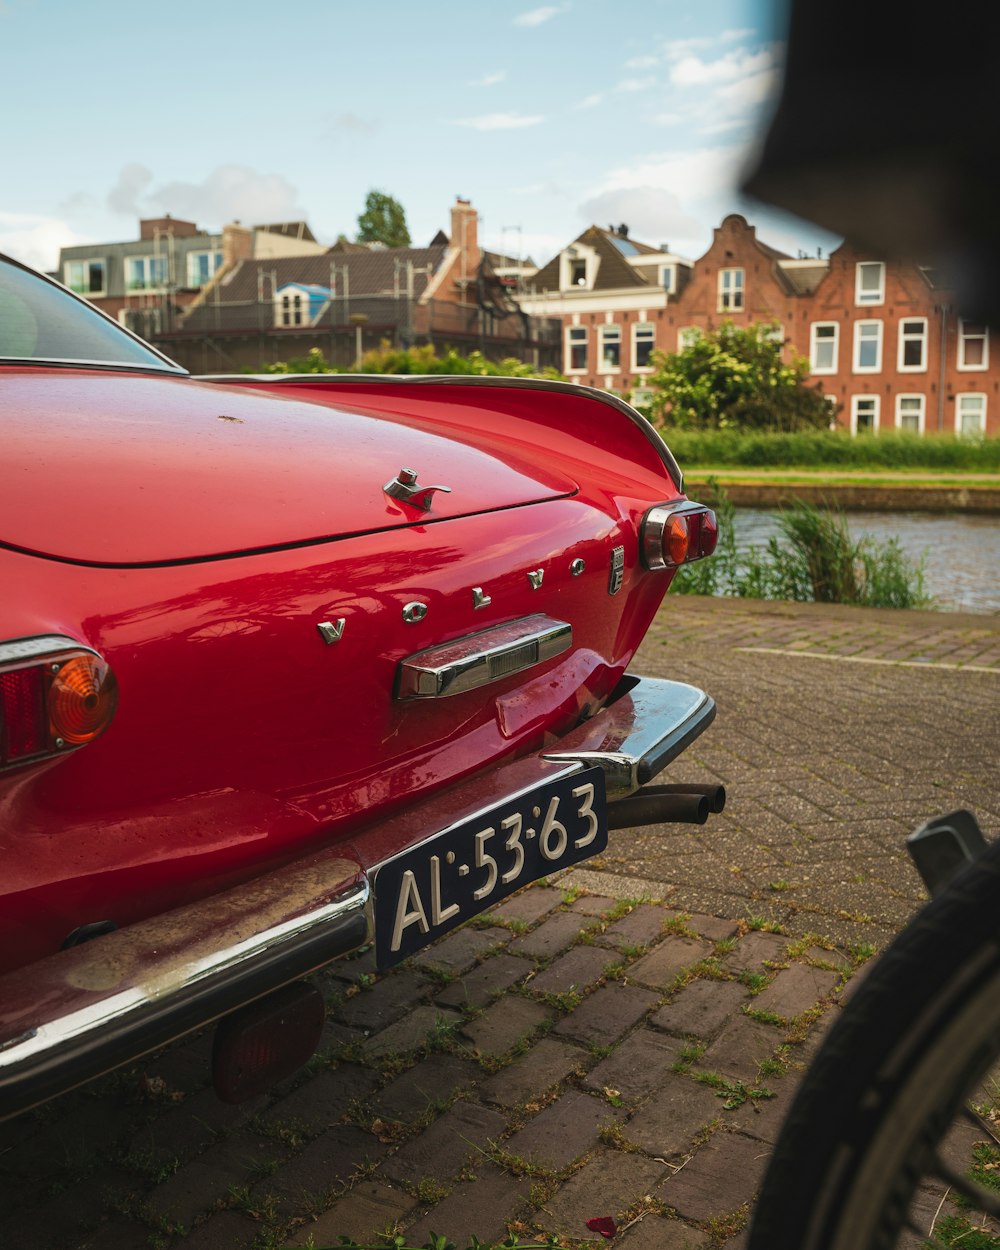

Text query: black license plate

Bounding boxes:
[374,767,608,969]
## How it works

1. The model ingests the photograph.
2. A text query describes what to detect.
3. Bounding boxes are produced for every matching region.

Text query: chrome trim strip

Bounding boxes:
[0,852,370,1119]
[0,635,97,666]
[198,372,683,492]
[543,677,715,796]
[396,615,571,699]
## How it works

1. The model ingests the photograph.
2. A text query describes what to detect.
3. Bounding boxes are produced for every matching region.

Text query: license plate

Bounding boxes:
[373,768,608,969]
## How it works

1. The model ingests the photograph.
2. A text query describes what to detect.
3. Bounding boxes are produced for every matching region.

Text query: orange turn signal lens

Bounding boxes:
[49,654,118,745]
[665,513,691,565]
[0,638,118,769]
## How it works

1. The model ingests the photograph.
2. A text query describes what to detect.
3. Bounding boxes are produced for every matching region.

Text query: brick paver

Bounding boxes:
[5,596,998,1250]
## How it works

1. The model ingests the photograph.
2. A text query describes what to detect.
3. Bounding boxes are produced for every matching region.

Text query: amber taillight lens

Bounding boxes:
[0,638,118,770]
[641,502,719,570]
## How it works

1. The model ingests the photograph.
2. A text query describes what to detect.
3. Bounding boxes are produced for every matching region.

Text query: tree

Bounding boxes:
[648,321,836,431]
[356,190,411,248]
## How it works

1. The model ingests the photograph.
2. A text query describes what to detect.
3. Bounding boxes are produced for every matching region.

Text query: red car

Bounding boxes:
[0,253,719,1117]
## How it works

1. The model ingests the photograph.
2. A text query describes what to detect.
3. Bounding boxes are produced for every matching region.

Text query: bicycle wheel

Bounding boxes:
[748,833,1000,1250]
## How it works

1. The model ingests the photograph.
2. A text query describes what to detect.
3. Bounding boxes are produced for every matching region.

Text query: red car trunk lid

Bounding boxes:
[1,370,578,566]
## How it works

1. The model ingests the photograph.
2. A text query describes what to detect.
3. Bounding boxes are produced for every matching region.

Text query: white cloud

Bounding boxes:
[670,46,778,88]
[624,54,659,69]
[0,211,83,273]
[108,163,154,216]
[614,76,655,93]
[467,71,507,87]
[513,3,569,27]
[581,145,749,255]
[574,93,603,109]
[453,112,544,131]
[579,185,703,253]
[137,165,305,228]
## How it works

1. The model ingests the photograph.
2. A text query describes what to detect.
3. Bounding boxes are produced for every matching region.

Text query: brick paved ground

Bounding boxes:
[1,597,997,1250]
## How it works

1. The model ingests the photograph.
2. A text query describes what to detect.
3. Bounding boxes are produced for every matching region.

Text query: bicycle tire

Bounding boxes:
[747,833,1000,1250]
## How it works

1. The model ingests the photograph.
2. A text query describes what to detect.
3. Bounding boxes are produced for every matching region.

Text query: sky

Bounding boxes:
[0,0,842,275]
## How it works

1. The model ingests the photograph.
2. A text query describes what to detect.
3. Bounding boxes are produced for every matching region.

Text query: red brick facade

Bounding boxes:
[527,214,999,437]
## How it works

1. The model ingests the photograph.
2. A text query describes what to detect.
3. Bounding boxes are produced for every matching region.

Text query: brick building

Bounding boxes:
[156,198,559,374]
[57,216,327,342]
[519,214,998,437]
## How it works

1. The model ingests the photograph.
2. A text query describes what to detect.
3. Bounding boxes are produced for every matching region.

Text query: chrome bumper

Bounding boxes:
[0,675,713,1120]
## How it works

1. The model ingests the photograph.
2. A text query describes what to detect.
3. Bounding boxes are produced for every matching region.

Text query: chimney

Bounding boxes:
[223,221,253,267]
[450,198,480,285]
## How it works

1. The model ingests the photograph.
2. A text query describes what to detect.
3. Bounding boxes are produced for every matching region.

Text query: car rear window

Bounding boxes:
[0,255,184,372]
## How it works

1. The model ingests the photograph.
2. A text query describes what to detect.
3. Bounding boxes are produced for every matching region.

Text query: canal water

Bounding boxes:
[733,509,1000,615]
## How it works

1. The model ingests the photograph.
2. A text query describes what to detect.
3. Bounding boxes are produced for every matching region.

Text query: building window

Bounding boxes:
[659,264,675,293]
[851,394,880,434]
[118,307,163,338]
[631,386,654,408]
[126,256,168,291]
[898,318,928,371]
[566,325,588,372]
[896,394,925,434]
[63,259,106,296]
[810,322,839,373]
[718,268,744,312]
[855,261,885,305]
[958,320,989,369]
[956,393,987,436]
[853,320,883,372]
[187,250,223,288]
[633,322,655,370]
[599,324,621,371]
[279,293,304,327]
[677,326,701,351]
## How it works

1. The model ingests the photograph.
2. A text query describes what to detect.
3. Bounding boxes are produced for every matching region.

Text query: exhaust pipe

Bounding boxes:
[607,783,726,829]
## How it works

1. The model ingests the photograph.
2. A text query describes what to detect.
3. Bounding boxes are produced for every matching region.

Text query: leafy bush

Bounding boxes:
[647,322,835,432]
[260,343,563,380]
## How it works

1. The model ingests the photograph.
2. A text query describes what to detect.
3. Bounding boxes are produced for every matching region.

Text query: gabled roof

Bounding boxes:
[484,249,537,269]
[529,225,659,293]
[257,221,317,242]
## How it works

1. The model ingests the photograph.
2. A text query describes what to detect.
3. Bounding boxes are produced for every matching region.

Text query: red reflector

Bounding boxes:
[212,982,326,1103]
[698,509,719,558]
[0,667,46,760]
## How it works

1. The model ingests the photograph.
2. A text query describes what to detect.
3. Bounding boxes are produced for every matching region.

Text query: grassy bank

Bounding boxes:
[659,429,1000,471]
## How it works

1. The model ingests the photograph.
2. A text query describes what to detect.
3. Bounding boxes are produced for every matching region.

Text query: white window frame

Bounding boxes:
[659,264,676,293]
[632,321,655,371]
[718,267,744,312]
[810,321,839,373]
[125,255,168,292]
[955,392,987,437]
[895,393,926,434]
[853,320,883,373]
[958,320,989,370]
[598,323,621,373]
[855,261,885,305]
[897,317,928,372]
[566,325,588,373]
[851,394,880,435]
[63,258,106,296]
[187,250,223,288]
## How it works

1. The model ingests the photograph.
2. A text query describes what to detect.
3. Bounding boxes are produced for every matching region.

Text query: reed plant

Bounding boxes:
[671,484,929,609]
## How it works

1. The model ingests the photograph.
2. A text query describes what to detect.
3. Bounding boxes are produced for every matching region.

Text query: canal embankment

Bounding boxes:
[684,473,1000,513]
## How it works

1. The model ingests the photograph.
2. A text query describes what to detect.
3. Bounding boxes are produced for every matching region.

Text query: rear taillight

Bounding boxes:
[0,637,118,770]
[641,502,719,570]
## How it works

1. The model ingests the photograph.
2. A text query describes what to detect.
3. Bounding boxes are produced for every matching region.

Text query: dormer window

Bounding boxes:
[659,264,675,293]
[560,243,598,291]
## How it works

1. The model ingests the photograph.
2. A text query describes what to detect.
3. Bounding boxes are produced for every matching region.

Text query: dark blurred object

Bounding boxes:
[743,1,1000,327]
